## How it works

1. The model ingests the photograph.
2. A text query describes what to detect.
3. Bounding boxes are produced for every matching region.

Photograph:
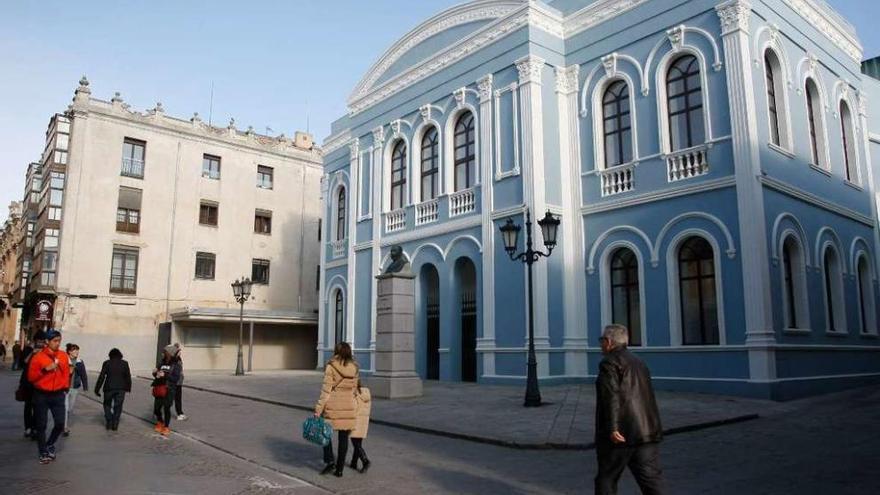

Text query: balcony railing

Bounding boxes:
[599,163,635,197]
[385,208,406,233]
[121,157,145,178]
[415,199,439,226]
[449,188,476,218]
[666,145,709,182]
[330,239,346,258]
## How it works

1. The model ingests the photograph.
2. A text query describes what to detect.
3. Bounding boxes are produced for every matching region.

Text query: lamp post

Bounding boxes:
[231,277,253,376]
[498,208,560,407]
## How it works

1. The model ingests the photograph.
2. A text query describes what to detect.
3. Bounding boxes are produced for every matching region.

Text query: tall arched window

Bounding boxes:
[390,140,407,210]
[822,246,845,332]
[839,101,857,182]
[856,255,875,334]
[610,247,641,345]
[334,290,345,344]
[781,236,808,329]
[421,127,439,201]
[453,112,476,191]
[678,237,719,345]
[336,187,346,241]
[805,79,823,167]
[764,52,781,146]
[666,55,705,151]
[602,81,633,167]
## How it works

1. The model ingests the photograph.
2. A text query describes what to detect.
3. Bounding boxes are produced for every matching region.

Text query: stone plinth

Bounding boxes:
[370,272,423,399]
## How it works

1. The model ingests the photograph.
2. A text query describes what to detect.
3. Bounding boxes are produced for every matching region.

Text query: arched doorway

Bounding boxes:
[455,257,477,382]
[420,264,440,380]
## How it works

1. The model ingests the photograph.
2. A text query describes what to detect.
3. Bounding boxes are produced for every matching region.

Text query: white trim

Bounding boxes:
[580,52,647,117]
[665,229,727,347]
[835,95,863,187]
[445,234,483,259]
[759,43,794,153]
[412,118,443,204]
[819,240,847,334]
[849,237,875,279]
[652,211,737,265]
[770,212,812,266]
[324,258,348,270]
[586,225,654,274]
[854,250,878,335]
[491,203,527,220]
[357,148,374,221]
[589,72,640,171]
[323,130,351,156]
[383,132,411,213]
[598,241,648,346]
[380,214,481,247]
[582,175,736,215]
[410,242,445,263]
[814,226,846,271]
[759,175,873,226]
[780,0,862,63]
[777,230,811,332]
[445,102,481,193]
[654,45,715,154]
[644,24,722,96]
[493,82,521,180]
[801,75,831,170]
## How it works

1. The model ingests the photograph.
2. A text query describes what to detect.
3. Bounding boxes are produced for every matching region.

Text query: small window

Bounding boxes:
[602,80,633,167]
[122,138,146,178]
[117,187,142,234]
[823,247,846,332]
[199,202,218,226]
[254,210,272,235]
[110,246,139,294]
[252,258,270,284]
[257,165,274,189]
[195,252,216,280]
[335,290,345,344]
[202,154,221,180]
[316,265,320,291]
[318,219,322,242]
[609,247,641,345]
[336,188,346,240]
[678,237,719,345]
[839,101,857,182]
[765,53,781,146]
[805,79,824,167]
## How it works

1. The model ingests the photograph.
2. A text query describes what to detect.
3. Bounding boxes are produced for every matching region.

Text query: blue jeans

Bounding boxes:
[33,390,66,456]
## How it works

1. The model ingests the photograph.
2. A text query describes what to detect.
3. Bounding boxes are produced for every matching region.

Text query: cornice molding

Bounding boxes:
[563,0,647,37]
[323,130,351,156]
[781,0,862,63]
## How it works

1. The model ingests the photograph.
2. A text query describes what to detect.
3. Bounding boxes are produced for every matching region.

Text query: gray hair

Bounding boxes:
[602,324,629,348]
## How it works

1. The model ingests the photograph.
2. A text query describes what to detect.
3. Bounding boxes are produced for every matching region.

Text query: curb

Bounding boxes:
[137,375,760,451]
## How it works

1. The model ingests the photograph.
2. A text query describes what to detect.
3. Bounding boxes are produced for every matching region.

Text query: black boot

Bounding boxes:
[111,420,119,431]
[357,447,371,474]
[320,463,335,475]
[349,454,359,470]
[106,420,111,430]
[333,464,344,477]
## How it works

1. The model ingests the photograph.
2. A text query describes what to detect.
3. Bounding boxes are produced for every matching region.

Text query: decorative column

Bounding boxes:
[369,126,385,364]
[346,138,360,344]
[477,74,497,377]
[856,93,880,288]
[317,173,329,367]
[556,65,589,377]
[515,55,550,377]
[716,0,776,381]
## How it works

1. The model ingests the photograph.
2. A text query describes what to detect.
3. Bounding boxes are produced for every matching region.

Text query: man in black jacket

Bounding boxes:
[94,348,132,431]
[595,324,665,495]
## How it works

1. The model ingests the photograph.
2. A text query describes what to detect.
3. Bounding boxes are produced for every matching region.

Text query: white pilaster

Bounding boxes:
[477,74,497,377]
[516,54,550,377]
[556,64,589,377]
[317,173,329,367]
[370,126,385,361]
[346,138,360,344]
[716,0,776,381]
[857,93,880,293]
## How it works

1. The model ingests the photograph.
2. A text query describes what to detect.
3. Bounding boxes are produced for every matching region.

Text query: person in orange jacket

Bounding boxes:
[27,329,70,464]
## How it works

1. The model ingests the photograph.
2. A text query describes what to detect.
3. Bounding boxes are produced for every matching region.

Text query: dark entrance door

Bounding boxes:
[461,290,477,382]
[427,296,440,380]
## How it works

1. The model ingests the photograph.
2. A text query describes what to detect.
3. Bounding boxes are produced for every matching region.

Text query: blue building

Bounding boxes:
[320,0,880,399]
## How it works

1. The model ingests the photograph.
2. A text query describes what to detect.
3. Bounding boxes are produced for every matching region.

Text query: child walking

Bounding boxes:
[349,379,371,473]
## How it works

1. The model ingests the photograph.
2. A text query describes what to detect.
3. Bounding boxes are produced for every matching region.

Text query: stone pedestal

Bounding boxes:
[370,272,423,398]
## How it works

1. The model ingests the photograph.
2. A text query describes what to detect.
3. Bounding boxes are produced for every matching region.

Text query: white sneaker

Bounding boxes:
[177,414,187,421]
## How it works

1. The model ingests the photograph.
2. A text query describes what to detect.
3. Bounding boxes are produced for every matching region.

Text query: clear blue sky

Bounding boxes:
[0,0,876,223]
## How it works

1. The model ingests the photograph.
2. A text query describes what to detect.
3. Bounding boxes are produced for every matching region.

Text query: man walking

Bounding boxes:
[595,324,665,495]
[12,340,21,370]
[27,329,70,464]
[94,348,132,431]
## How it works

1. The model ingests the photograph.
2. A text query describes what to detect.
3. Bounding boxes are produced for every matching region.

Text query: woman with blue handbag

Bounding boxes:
[313,342,359,477]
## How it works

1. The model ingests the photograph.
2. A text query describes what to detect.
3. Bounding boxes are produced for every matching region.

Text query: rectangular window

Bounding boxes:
[194,252,216,280]
[202,154,221,179]
[56,133,69,151]
[257,165,273,189]
[116,187,142,234]
[54,150,68,164]
[48,207,62,221]
[43,228,59,248]
[252,258,270,284]
[183,327,222,348]
[254,210,272,234]
[199,202,218,226]
[318,219,322,242]
[121,138,146,178]
[110,246,139,294]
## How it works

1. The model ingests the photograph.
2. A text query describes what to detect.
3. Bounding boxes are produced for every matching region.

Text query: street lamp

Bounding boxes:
[231,277,253,376]
[499,208,560,407]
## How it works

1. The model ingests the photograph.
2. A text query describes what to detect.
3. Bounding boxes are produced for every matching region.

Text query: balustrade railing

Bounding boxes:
[599,163,635,197]
[385,208,406,233]
[666,145,709,182]
[415,199,439,226]
[449,188,476,217]
[330,239,346,257]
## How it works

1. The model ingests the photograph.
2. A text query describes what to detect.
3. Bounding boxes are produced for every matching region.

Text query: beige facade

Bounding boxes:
[19,77,323,370]
[0,202,23,347]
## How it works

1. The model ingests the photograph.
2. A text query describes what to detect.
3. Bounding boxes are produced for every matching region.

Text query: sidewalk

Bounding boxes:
[146,370,789,449]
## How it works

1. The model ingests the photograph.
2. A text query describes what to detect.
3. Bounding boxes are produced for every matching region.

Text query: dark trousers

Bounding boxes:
[351,437,367,463]
[174,385,183,415]
[595,442,665,495]
[153,388,175,428]
[33,390,66,456]
[103,391,126,425]
[323,430,350,467]
[23,398,35,431]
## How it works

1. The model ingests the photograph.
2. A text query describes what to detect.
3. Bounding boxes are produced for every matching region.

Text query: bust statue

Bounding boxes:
[383,245,411,274]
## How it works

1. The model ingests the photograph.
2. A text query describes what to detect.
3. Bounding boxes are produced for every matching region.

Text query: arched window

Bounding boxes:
[764,52,781,146]
[610,247,641,345]
[453,112,476,191]
[678,237,719,345]
[857,255,875,334]
[334,290,345,344]
[839,101,857,182]
[602,81,633,167]
[822,246,845,332]
[421,127,439,201]
[390,140,407,210]
[336,187,346,241]
[666,55,705,151]
[781,236,808,329]
[805,79,824,167]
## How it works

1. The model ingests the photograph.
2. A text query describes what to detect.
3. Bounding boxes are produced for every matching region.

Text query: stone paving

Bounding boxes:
[163,370,792,448]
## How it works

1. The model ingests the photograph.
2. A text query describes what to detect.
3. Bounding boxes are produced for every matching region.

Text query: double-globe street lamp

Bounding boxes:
[499,208,560,407]
[231,277,253,376]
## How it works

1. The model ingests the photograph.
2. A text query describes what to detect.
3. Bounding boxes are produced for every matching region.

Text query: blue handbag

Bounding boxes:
[302,416,333,447]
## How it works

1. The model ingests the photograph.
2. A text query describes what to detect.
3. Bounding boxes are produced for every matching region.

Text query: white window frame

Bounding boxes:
[655,47,713,155]
[761,46,794,154]
[855,251,878,335]
[803,77,830,171]
[592,75,639,170]
[599,241,648,346]
[778,232,810,332]
[820,242,847,334]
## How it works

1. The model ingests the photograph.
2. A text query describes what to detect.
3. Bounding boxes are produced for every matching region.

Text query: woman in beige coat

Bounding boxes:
[314,342,359,477]
[349,379,371,473]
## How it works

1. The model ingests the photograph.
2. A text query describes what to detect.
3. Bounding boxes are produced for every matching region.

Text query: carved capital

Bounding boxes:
[372,125,385,146]
[716,0,751,35]
[515,55,545,85]
[555,65,579,94]
[477,74,494,102]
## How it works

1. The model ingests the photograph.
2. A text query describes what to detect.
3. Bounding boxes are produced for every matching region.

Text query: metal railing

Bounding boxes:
[121,157,145,178]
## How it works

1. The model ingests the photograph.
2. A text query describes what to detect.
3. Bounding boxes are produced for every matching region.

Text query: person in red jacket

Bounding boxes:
[27,329,70,464]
